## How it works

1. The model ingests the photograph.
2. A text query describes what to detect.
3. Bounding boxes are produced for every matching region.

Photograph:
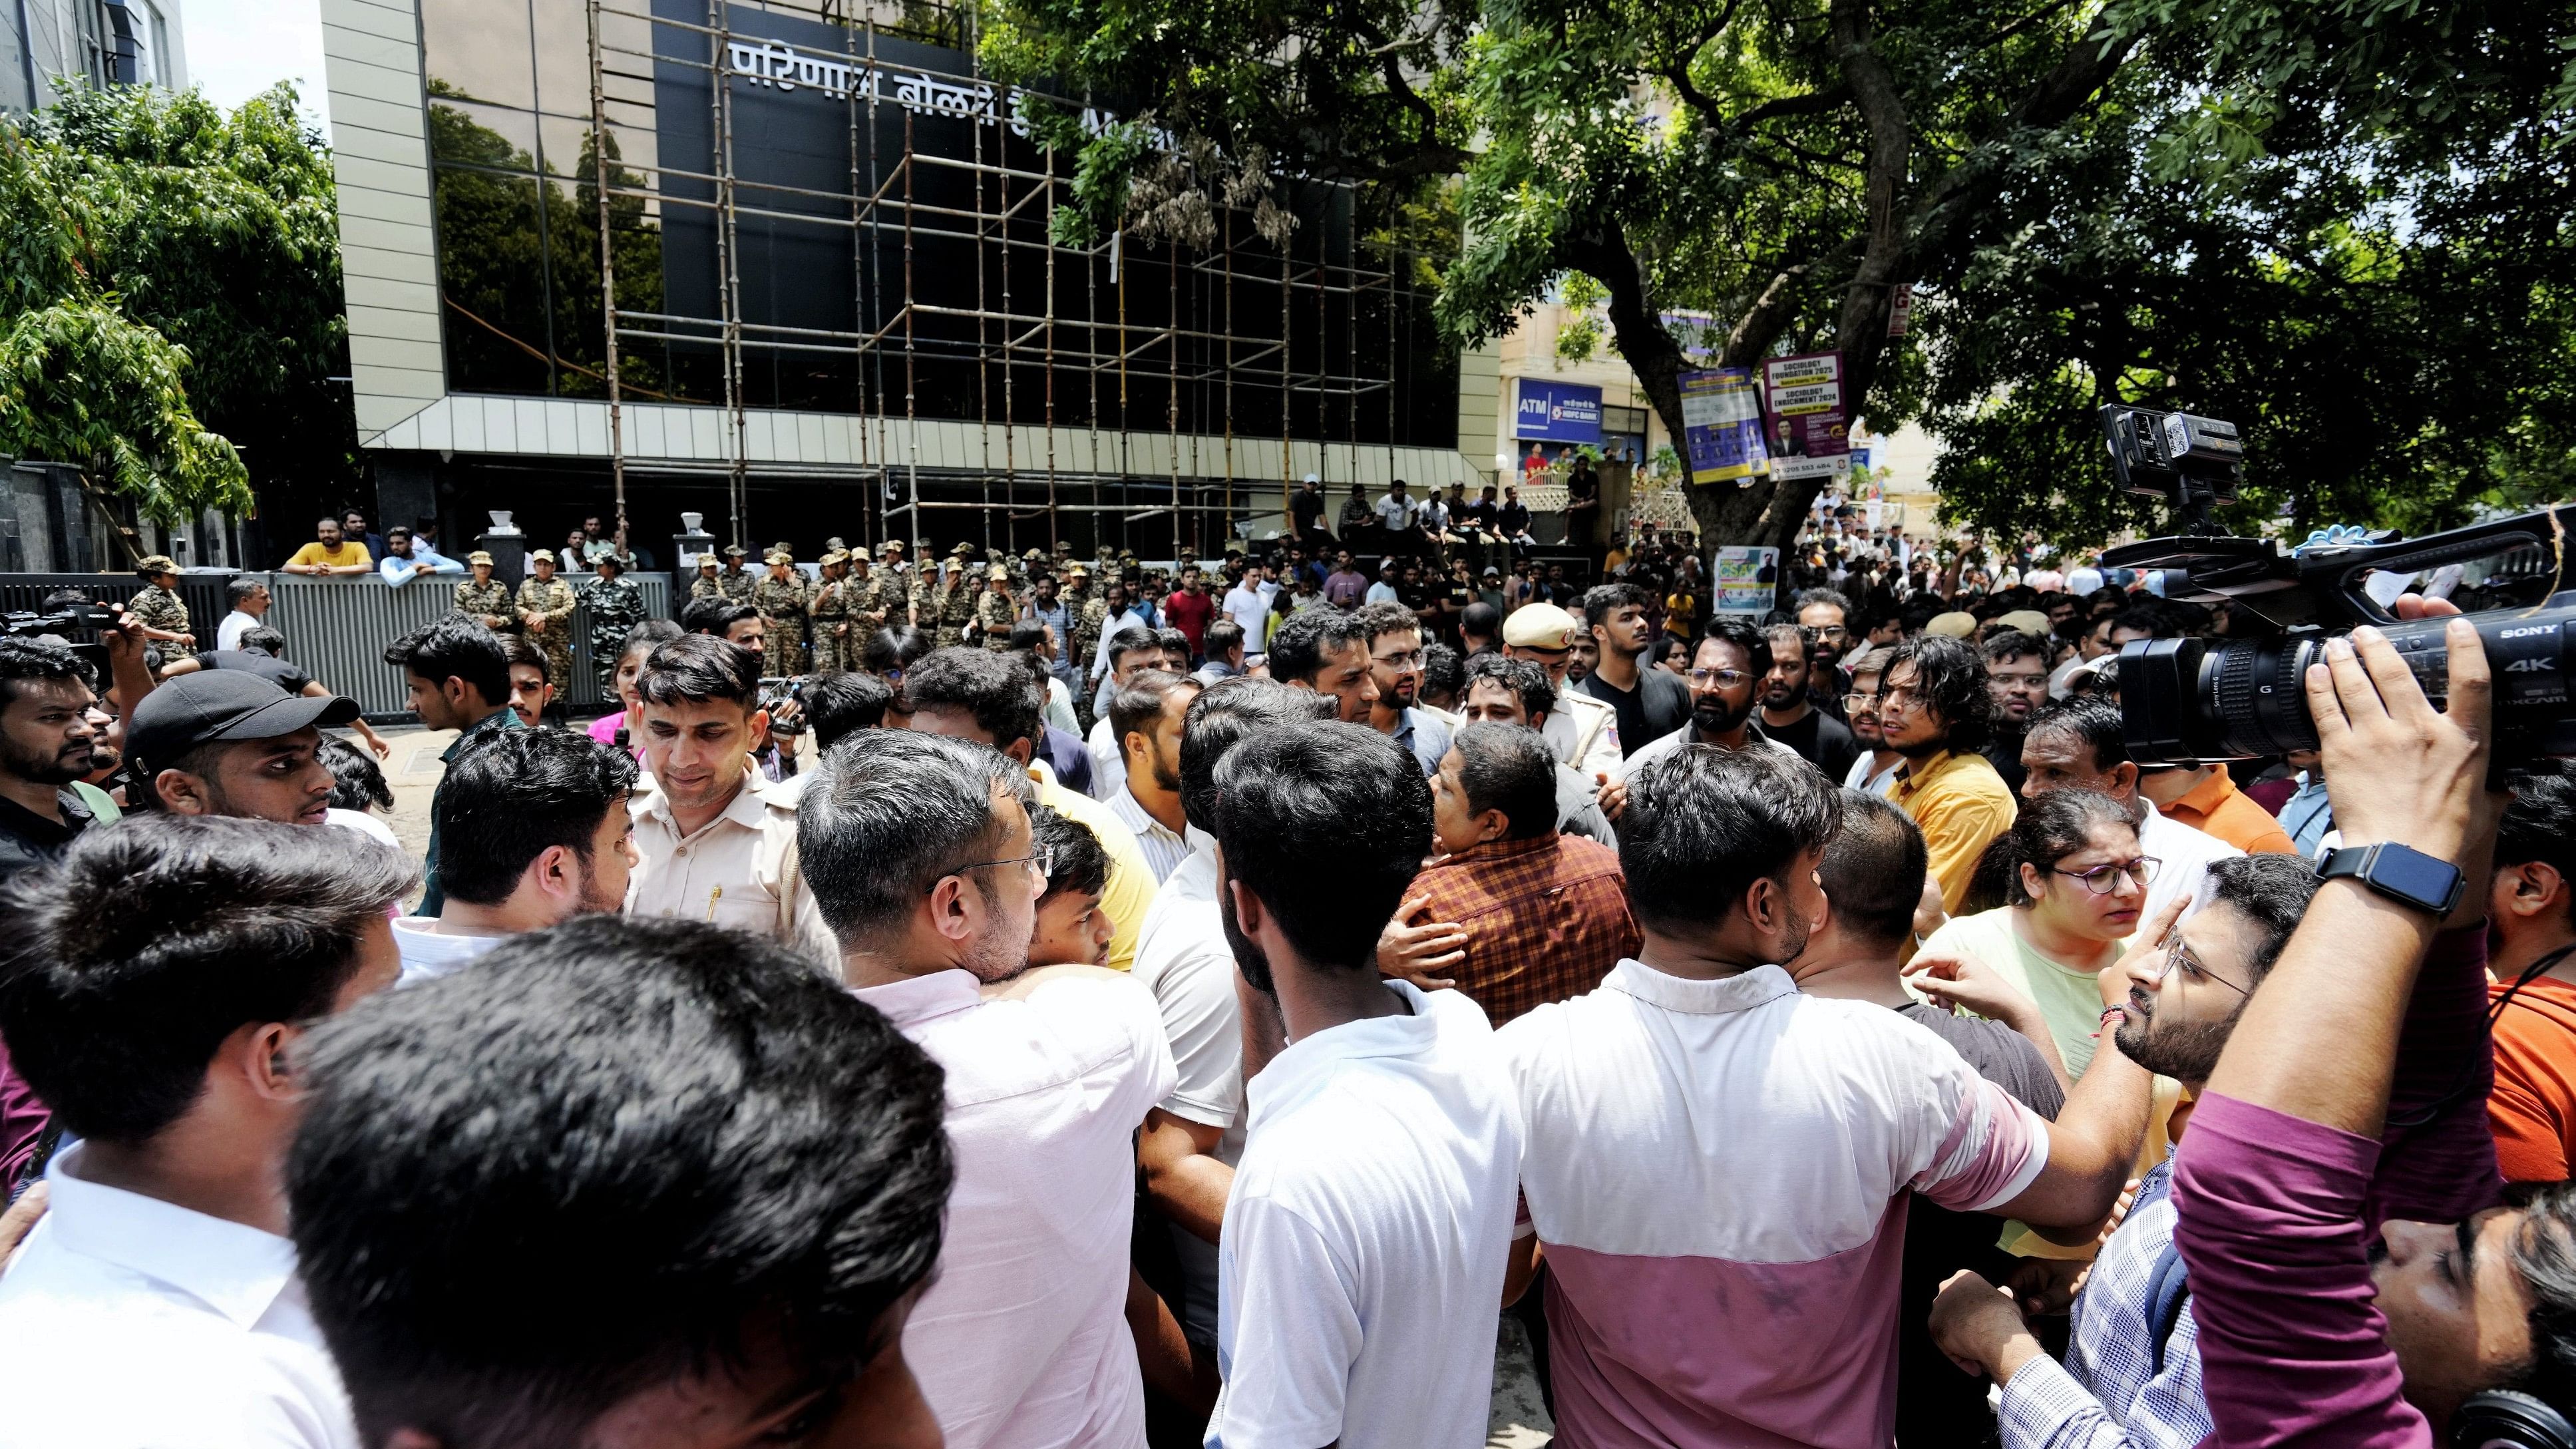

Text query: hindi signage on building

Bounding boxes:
[1514,379,1603,444]
[1680,368,1767,484]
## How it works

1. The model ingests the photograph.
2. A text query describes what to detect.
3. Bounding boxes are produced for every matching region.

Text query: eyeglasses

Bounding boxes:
[929,845,1055,891]
[2152,932,2249,998]
[2051,856,2160,893]
[1374,650,1425,672]
[1809,624,1849,640]
[1686,668,1753,688]
[1845,690,1881,708]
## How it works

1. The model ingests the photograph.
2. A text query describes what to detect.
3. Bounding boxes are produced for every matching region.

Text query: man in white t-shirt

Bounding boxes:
[1496,746,2153,1448]
[1204,720,1521,1449]
[806,729,1177,1449]
[1220,567,1273,662]
[1373,479,1419,533]
[2018,697,2239,927]
[216,576,272,652]
[0,813,412,1448]
[1133,678,1334,1357]
[391,730,640,986]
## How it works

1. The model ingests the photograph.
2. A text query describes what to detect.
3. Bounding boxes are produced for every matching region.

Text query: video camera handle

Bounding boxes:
[2104,504,2576,630]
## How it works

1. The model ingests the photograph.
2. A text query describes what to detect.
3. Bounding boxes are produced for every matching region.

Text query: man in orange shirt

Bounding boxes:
[2486,762,2576,1181]
[1881,635,2018,913]
[2136,761,2297,855]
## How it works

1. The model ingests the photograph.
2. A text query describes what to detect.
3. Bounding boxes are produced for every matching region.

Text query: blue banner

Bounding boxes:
[1514,379,1604,444]
[1680,369,1768,484]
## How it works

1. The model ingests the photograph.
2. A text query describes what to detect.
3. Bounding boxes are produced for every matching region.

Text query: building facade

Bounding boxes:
[2,0,185,114]
[321,0,1483,562]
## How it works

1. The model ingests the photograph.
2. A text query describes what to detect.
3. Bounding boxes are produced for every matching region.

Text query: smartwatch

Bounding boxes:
[2313,841,2466,917]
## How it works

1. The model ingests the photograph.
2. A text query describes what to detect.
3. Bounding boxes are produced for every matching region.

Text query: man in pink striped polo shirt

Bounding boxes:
[1497,745,2156,1448]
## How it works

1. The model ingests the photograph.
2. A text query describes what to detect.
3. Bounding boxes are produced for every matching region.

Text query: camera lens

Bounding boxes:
[2119,607,2576,766]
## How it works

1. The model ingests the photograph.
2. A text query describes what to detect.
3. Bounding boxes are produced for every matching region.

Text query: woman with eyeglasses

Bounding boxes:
[1905,787,2158,1083]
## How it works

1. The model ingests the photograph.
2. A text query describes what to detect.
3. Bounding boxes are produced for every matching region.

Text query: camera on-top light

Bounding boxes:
[2096,403,2576,770]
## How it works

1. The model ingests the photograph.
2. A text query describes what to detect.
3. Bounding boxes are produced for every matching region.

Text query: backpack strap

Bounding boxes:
[2144,1237,2192,1377]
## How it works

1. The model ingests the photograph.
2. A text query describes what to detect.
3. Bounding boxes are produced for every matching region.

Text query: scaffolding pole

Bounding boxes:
[586,0,628,547]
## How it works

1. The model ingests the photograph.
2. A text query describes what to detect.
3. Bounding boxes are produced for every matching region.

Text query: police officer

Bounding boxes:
[455,550,514,630]
[518,548,581,695]
[973,564,1017,651]
[807,550,853,673]
[126,554,195,664]
[752,550,811,674]
[716,544,756,603]
[689,554,729,602]
[932,542,979,648]
[846,548,891,638]
[578,552,647,695]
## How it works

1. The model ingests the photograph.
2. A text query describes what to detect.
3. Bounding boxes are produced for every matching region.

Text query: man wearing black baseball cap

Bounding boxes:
[126,670,361,826]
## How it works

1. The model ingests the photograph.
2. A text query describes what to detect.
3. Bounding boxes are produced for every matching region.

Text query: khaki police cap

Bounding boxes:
[1501,603,1578,649]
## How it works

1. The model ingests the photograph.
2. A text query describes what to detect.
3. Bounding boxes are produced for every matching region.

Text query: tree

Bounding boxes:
[1924,0,2576,548]
[988,0,2140,546]
[0,80,354,528]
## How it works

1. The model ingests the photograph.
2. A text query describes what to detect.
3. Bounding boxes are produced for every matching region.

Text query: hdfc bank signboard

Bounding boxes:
[1514,379,1602,445]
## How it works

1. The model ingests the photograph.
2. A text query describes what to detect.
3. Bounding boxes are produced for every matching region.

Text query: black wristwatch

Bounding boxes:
[2314,841,2466,917]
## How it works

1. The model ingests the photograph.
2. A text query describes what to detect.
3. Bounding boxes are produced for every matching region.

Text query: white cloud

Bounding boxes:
[180,0,330,128]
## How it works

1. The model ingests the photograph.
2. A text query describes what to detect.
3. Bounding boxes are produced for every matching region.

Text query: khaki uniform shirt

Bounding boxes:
[626,767,835,965]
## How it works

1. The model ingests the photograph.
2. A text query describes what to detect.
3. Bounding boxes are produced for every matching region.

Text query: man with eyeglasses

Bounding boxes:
[1841,653,1907,797]
[800,727,1179,1448]
[1793,586,1857,720]
[1603,619,1803,815]
[1760,622,1861,780]
[1352,602,1451,774]
[1929,855,2318,1449]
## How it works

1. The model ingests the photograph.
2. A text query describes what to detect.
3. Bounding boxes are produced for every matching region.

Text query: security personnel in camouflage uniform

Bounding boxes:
[689,555,730,603]
[753,551,811,674]
[807,550,854,673]
[576,552,646,695]
[846,550,892,638]
[973,564,1017,651]
[455,551,515,631]
[716,544,757,603]
[518,549,582,696]
[127,555,195,664]
[932,542,980,648]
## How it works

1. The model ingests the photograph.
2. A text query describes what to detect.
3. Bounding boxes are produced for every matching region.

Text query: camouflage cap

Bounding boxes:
[697,554,720,568]
[468,550,497,566]
[530,548,558,564]
[950,540,978,557]
[765,550,794,566]
[723,544,749,558]
[819,549,850,567]
[137,554,180,575]
[986,564,1009,580]
[1022,547,1045,561]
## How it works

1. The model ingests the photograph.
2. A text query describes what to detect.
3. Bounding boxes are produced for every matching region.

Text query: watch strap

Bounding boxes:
[2314,841,2466,917]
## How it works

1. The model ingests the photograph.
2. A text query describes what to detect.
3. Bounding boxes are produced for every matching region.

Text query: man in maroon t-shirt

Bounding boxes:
[1163,565,1216,663]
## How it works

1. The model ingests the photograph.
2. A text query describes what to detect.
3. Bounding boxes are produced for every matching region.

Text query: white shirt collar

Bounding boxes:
[1248,979,1443,1116]
[1604,958,1799,1016]
[852,968,984,1029]
[41,1143,299,1330]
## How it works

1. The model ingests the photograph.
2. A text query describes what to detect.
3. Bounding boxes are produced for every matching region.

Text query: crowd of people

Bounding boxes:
[0,489,2571,1449]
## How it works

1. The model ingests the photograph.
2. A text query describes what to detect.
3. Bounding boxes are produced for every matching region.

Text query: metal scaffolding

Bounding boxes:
[574,0,1422,555]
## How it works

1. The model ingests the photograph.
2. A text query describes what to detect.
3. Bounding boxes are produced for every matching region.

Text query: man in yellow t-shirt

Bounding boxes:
[281,517,374,576]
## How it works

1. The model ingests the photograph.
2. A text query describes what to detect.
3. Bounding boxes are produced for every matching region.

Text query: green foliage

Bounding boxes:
[1556,274,1608,363]
[0,80,348,522]
[0,300,250,520]
[1927,14,2576,550]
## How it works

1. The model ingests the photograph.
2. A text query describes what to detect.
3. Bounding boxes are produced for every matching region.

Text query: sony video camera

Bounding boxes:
[2,601,118,638]
[2097,405,2576,769]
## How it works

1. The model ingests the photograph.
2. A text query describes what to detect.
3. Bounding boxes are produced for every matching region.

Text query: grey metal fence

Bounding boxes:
[259,574,673,718]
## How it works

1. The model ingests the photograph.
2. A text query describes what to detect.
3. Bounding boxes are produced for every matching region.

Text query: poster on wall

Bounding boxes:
[1514,379,1604,444]
[1680,369,1767,484]
[1714,546,1781,613]
[1762,351,1849,483]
